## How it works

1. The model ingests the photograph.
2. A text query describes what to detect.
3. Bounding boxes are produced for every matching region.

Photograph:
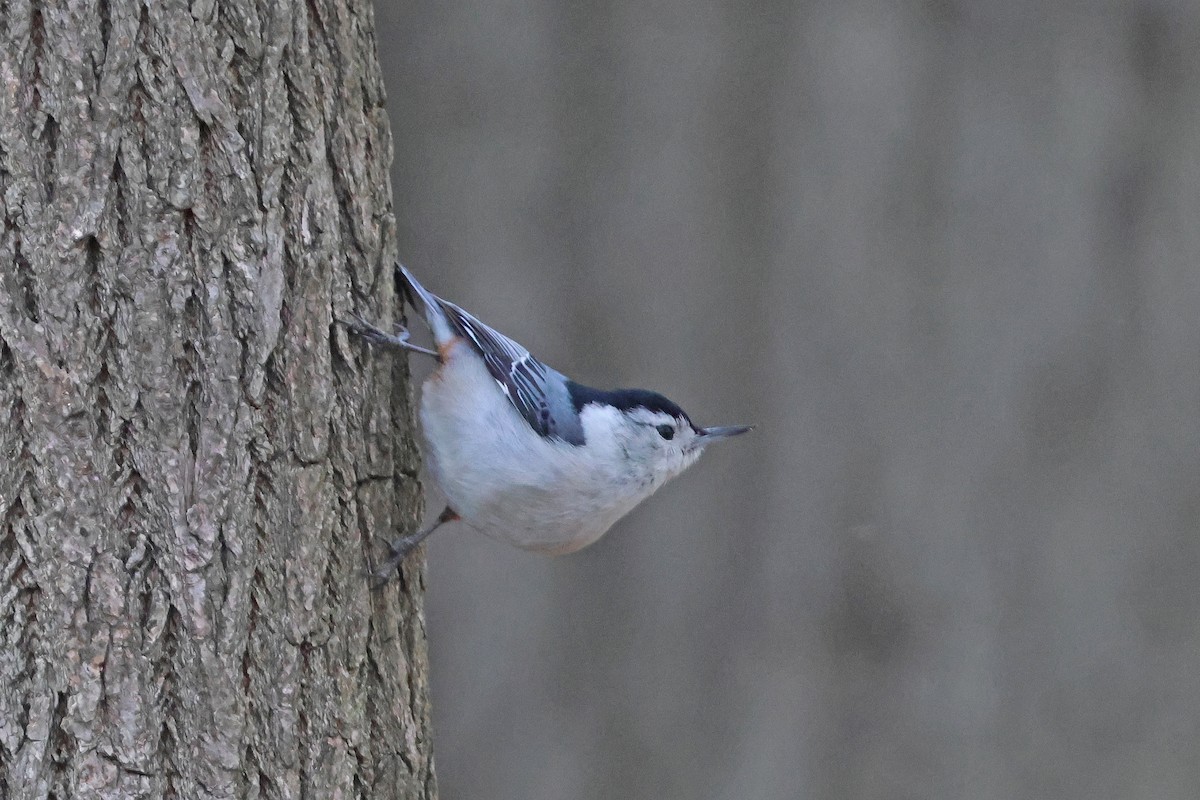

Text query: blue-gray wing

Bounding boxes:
[438,301,585,444]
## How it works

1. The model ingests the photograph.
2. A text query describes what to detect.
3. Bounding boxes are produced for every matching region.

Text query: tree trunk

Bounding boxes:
[0,0,436,797]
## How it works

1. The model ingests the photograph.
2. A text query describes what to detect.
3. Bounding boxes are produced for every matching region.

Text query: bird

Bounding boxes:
[349,264,751,580]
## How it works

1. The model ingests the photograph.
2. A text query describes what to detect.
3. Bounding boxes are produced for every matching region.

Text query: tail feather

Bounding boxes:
[396,263,455,345]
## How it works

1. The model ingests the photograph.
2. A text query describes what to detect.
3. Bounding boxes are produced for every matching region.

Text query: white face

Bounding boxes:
[609,407,708,492]
[575,401,749,515]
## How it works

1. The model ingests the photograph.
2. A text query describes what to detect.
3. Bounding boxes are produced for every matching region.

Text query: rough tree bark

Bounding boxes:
[0,0,436,797]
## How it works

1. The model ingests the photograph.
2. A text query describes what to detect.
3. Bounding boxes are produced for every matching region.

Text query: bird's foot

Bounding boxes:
[343,314,438,358]
[365,507,458,588]
[367,531,429,588]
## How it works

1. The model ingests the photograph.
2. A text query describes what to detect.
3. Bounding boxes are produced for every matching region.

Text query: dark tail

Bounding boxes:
[394,263,454,344]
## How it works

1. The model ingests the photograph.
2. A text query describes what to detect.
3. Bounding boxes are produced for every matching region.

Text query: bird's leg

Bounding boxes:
[344,313,439,359]
[371,506,460,584]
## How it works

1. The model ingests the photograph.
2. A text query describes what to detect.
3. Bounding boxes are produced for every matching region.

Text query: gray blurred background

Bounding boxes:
[373,3,1200,798]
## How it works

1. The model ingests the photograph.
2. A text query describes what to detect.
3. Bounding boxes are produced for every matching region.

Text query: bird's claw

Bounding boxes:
[343,313,439,359]
[365,534,423,589]
[344,314,413,347]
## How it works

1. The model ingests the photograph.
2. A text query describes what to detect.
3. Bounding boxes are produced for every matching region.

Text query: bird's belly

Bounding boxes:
[426,434,623,553]
[418,345,636,554]
[460,488,618,554]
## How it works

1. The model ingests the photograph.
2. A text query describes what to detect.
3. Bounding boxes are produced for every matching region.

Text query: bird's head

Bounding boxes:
[573,386,752,492]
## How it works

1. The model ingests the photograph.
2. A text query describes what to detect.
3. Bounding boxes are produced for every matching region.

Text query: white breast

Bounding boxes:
[418,341,649,553]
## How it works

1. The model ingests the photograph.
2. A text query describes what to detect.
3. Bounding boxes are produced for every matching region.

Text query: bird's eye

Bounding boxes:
[656,424,675,441]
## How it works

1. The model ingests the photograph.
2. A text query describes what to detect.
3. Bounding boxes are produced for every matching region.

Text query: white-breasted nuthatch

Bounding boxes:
[350,265,751,578]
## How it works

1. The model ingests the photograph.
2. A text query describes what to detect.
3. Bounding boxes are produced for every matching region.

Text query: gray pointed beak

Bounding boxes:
[698,424,754,442]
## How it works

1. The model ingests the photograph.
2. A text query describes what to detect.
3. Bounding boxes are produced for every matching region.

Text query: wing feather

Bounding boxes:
[439,301,567,440]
